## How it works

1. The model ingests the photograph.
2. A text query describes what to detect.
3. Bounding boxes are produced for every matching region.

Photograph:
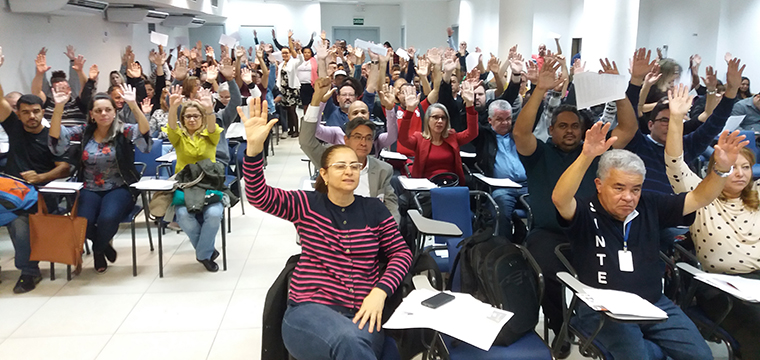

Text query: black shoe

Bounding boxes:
[555,339,572,359]
[94,252,108,274]
[198,259,219,272]
[104,245,117,263]
[13,274,42,294]
[211,250,220,262]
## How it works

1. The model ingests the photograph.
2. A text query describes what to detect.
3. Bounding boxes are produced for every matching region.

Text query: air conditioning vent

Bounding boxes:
[211,0,219,7]
[146,10,169,21]
[67,0,108,11]
[9,0,108,15]
[190,18,206,27]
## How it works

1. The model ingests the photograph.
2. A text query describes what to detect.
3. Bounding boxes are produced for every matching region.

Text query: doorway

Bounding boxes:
[333,27,381,46]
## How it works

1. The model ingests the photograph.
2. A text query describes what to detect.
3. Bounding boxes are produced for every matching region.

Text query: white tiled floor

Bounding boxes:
[0,136,732,359]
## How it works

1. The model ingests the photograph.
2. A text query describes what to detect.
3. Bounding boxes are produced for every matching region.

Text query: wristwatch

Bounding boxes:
[713,165,734,177]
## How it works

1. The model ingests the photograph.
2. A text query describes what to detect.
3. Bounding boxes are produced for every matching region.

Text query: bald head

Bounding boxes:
[348,101,369,120]
[5,91,22,112]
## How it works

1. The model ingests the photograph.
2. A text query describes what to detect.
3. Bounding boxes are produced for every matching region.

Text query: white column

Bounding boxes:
[498,0,534,60]
[580,0,640,71]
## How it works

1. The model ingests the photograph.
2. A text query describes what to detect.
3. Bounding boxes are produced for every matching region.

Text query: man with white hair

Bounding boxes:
[551,121,746,360]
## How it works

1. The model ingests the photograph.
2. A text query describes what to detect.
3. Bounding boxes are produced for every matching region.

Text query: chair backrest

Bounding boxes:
[134,138,164,177]
[430,187,473,240]
[739,130,760,159]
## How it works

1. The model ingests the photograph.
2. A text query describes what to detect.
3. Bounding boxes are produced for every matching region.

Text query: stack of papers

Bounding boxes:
[40,181,83,193]
[474,173,522,188]
[573,72,629,110]
[131,179,176,191]
[695,273,760,302]
[576,288,668,319]
[398,176,436,190]
[379,150,407,161]
[384,289,513,351]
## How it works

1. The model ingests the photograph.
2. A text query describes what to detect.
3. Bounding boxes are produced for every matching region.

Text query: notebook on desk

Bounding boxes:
[576,288,668,320]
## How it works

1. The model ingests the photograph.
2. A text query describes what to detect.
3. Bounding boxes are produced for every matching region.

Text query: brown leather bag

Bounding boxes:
[29,191,87,269]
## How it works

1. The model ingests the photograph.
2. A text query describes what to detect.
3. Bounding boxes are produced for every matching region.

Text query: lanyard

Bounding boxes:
[623,221,632,251]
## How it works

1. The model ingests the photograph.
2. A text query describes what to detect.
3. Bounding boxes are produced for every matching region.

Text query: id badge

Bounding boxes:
[618,250,634,272]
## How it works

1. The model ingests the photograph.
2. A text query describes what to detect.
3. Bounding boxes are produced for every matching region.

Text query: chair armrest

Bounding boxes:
[408,209,462,237]
[516,243,545,304]
[470,190,500,236]
[676,262,704,277]
[156,163,174,178]
[134,162,147,177]
[674,243,702,269]
[518,193,533,230]
[555,243,577,277]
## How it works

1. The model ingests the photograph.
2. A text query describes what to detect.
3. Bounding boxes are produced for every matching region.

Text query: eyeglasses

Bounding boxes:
[184,114,202,120]
[349,134,374,142]
[328,162,364,172]
[653,117,669,123]
[430,114,447,122]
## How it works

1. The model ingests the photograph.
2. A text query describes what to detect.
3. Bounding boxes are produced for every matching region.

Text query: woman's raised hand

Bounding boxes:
[714,130,749,172]
[197,87,214,111]
[168,84,183,109]
[51,86,71,105]
[403,85,419,111]
[667,84,694,116]
[461,80,475,107]
[120,84,137,103]
[240,97,279,157]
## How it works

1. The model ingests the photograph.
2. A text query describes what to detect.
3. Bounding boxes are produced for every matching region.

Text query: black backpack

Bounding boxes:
[448,227,541,347]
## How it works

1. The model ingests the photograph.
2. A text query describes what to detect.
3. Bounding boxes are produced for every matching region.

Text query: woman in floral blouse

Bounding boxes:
[49,83,152,273]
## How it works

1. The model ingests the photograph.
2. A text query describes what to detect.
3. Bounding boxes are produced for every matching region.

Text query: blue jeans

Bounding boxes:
[572,294,712,360]
[491,186,528,237]
[7,214,40,277]
[175,202,223,260]
[282,302,385,360]
[78,187,135,253]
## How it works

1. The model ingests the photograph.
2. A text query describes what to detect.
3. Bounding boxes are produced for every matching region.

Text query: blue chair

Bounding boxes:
[737,131,760,178]
[134,138,165,178]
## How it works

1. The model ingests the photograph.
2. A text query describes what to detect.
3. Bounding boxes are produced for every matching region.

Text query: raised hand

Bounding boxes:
[427,47,442,66]
[241,67,253,84]
[724,52,732,64]
[629,48,653,81]
[508,45,518,60]
[510,53,524,74]
[64,45,76,61]
[725,57,745,97]
[197,87,214,111]
[701,66,718,90]
[690,54,701,73]
[316,40,329,59]
[88,64,99,81]
[220,63,235,80]
[535,58,562,91]
[173,58,189,81]
[488,54,501,74]
[38,47,48,57]
[644,62,661,87]
[447,27,454,37]
[288,29,294,38]
[582,121,617,158]
[150,49,167,66]
[241,97,279,157]
[235,46,245,59]
[403,85,420,111]
[525,61,539,83]
[572,58,586,74]
[442,58,457,73]
[72,55,86,72]
[169,85,183,108]
[713,130,749,172]
[416,58,430,77]
[206,64,219,82]
[379,48,392,64]
[51,86,71,105]
[667,84,694,115]
[140,97,152,114]
[461,80,475,107]
[120,84,137,103]
[379,83,397,110]
[598,58,619,75]
[126,62,141,79]
[407,47,416,59]
[35,54,51,74]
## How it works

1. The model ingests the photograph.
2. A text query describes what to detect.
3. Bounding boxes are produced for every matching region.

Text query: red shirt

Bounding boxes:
[395,98,430,157]
[424,142,455,178]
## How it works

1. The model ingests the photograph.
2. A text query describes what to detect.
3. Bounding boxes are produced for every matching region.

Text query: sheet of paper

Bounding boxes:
[433,249,449,259]
[131,179,176,191]
[219,34,238,49]
[398,176,437,190]
[465,52,481,73]
[155,152,177,162]
[474,173,522,188]
[581,288,668,319]
[384,289,513,351]
[695,273,760,302]
[721,115,746,133]
[395,48,409,61]
[459,151,476,158]
[226,122,247,139]
[228,31,242,41]
[174,36,190,48]
[40,181,83,193]
[150,31,169,47]
[572,72,629,109]
[380,149,408,161]
[269,51,283,63]
[547,31,561,39]
[354,39,387,57]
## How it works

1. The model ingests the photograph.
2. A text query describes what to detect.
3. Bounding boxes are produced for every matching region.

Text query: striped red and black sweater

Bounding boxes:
[243,154,412,310]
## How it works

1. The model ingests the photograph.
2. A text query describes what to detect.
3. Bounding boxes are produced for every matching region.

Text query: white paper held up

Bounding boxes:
[219,34,238,49]
[721,115,746,133]
[354,39,387,57]
[573,72,629,109]
[269,51,284,63]
[395,48,410,61]
[150,31,169,47]
[174,36,190,48]
[466,52,481,73]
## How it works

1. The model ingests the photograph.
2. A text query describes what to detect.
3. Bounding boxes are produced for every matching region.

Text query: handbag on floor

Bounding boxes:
[29,191,87,269]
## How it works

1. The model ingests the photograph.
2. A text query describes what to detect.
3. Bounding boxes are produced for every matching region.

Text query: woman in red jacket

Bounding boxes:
[398,82,477,184]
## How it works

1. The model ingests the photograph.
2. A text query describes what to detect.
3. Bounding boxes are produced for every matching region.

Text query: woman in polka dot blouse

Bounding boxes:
[664,82,760,360]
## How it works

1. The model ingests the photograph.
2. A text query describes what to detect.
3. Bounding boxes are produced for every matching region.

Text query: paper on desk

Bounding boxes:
[580,288,668,319]
[150,31,169,47]
[572,72,629,110]
[459,151,476,158]
[219,34,238,49]
[395,48,410,61]
[131,179,176,191]
[466,52,481,73]
[380,149,408,161]
[155,152,177,162]
[695,273,760,302]
[474,173,522,188]
[226,122,247,139]
[384,289,513,351]
[41,181,83,193]
[354,39,387,57]
[398,176,436,190]
[721,115,746,133]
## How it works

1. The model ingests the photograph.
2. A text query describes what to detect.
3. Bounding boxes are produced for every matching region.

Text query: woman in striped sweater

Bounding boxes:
[240,98,413,360]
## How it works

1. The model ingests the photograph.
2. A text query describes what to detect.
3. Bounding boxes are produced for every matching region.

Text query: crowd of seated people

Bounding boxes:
[1,24,759,360]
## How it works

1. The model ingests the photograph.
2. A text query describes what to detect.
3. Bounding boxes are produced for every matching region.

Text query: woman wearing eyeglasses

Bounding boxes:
[167,85,225,272]
[241,98,412,360]
[398,81,478,184]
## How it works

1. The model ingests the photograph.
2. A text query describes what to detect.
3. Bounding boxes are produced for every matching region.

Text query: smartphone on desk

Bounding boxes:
[421,292,455,309]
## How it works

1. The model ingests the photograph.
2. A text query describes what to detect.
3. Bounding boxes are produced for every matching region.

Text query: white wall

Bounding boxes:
[321,3,401,47]
[0,6,188,94]
[531,0,574,60]
[714,0,760,86]
[580,0,640,72]
[223,0,321,47]
[401,1,451,53]
[458,0,499,55]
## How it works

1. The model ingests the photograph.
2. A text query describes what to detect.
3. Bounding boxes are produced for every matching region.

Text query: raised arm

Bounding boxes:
[299,77,332,167]
[553,122,617,221]
[398,86,421,151]
[513,58,563,156]
[638,63,662,117]
[48,87,71,140]
[0,47,12,122]
[32,53,51,103]
[415,58,431,95]
[665,84,694,159]
[121,84,150,135]
[197,88,216,135]
[488,54,506,97]
[376,84,399,149]
[697,66,719,122]
[71,55,87,97]
[167,85,183,131]
[611,48,652,148]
